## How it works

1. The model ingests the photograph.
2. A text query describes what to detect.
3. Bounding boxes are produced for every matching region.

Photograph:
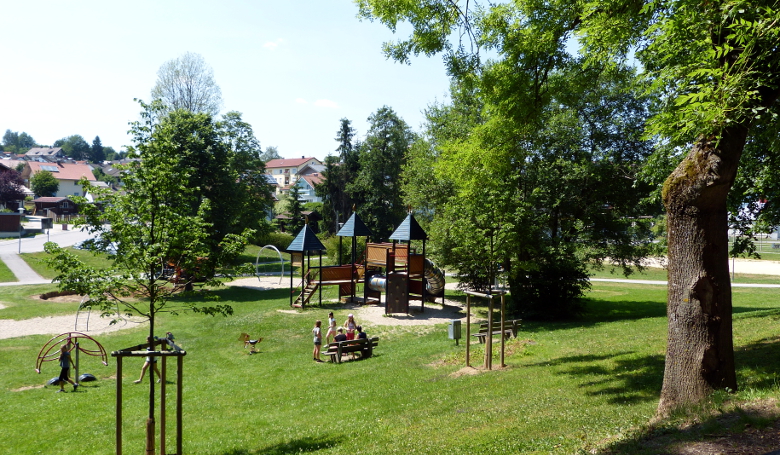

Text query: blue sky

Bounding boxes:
[1,1,452,160]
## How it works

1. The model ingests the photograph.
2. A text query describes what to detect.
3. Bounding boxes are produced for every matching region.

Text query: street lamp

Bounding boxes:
[17,206,25,254]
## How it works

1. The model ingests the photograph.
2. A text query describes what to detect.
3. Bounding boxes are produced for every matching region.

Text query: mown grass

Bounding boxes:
[20,248,114,280]
[1,280,779,454]
[0,258,16,282]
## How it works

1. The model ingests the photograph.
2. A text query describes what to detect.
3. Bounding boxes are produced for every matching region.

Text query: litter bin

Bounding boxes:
[448,319,462,345]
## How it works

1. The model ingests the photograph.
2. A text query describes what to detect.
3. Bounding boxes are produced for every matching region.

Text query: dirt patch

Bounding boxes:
[11,384,45,392]
[0,302,6,310]
[598,399,780,455]
[34,293,84,303]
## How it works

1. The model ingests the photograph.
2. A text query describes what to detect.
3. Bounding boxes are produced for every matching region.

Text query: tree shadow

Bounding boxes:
[596,405,780,454]
[219,435,344,455]
[735,335,780,391]
[526,351,665,405]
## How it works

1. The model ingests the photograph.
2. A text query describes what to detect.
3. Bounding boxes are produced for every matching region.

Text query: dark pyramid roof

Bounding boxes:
[286,225,327,252]
[389,213,427,241]
[337,212,373,237]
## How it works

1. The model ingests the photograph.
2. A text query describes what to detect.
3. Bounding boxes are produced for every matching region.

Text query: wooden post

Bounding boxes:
[466,295,471,368]
[486,295,494,370]
[177,355,183,455]
[116,355,122,455]
[161,356,167,455]
[500,294,506,368]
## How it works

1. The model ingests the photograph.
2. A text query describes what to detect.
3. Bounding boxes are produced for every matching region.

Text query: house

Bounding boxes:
[25,147,66,160]
[33,197,79,217]
[292,173,325,203]
[265,157,322,192]
[21,161,97,198]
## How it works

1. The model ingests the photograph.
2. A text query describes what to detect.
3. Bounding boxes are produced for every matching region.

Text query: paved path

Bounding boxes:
[592,278,780,288]
[0,226,92,286]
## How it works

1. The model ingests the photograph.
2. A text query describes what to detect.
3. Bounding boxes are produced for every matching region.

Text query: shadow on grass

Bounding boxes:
[527,351,665,405]
[220,435,344,455]
[735,336,780,390]
[596,404,780,454]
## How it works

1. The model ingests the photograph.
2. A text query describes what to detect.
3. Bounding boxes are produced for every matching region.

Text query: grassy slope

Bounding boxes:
[1,282,779,454]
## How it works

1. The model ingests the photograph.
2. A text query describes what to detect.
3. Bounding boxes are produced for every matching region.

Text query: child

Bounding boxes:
[312,320,323,362]
[344,314,357,340]
[325,312,337,344]
[134,337,161,384]
[57,344,78,392]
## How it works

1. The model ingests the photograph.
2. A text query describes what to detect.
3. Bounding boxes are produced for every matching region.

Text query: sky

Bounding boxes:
[1,1,453,161]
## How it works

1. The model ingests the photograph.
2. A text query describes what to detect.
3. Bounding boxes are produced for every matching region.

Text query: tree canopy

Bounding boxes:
[30,170,59,197]
[151,52,223,116]
[0,169,26,208]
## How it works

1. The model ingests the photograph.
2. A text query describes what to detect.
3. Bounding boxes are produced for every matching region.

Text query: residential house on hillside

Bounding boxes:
[25,147,65,161]
[265,157,322,192]
[21,161,96,198]
[292,173,325,203]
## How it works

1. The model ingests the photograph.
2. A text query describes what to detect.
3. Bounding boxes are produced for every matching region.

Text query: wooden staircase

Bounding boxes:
[292,281,319,308]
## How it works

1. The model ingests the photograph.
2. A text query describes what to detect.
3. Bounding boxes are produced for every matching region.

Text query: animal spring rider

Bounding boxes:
[239,333,263,354]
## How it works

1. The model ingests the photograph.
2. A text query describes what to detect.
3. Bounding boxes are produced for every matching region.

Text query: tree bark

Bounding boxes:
[657,127,748,416]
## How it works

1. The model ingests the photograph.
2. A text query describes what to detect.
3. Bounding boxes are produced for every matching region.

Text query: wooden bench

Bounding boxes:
[472,319,521,344]
[322,337,379,363]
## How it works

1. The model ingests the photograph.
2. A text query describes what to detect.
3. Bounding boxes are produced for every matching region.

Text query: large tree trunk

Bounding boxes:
[657,127,748,416]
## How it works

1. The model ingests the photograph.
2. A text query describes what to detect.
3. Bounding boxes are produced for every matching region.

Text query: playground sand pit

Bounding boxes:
[228,276,473,327]
[0,315,143,340]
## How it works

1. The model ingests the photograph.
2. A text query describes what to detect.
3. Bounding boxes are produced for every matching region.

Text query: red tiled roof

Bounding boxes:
[28,162,96,181]
[301,173,324,187]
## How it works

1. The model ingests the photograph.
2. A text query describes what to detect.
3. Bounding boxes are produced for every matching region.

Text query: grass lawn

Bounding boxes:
[2,280,780,454]
[0,258,16,282]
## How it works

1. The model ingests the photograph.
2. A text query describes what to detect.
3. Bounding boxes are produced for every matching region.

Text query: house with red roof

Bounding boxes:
[265,156,322,191]
[21,161,96,198]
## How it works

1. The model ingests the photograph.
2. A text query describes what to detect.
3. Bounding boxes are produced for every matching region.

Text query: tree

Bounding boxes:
[151,52,222,116]
[217,111,276,243]
[3,130,36,153]
[54,135,91,160]
[406,67,656,318]
[287,184,305,233]
[260,145,282,162]
[357,0,780,414]
[103,146,122,161]
[0,170,26,208]
[348,107,415,240]
[90,136,105,163]
[137,108,272,280]
[315,118,360,234]
[30,170,59,197]
[43,100,249,453]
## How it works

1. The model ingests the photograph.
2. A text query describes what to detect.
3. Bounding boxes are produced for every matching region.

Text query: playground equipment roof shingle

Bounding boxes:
[337,212,373,237]
[286,225,326,252]
[389,213,427,241]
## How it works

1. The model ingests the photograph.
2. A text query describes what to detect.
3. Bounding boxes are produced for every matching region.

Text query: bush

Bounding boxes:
[256,231,295,251]
[320,234,366,265]
[508,254,591,320]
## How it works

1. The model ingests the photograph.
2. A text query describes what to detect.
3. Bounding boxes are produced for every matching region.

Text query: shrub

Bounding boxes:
[256,231,294,251]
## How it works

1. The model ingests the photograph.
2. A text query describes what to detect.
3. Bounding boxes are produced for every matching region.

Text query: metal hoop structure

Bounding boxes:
[35,332,109,374]
[255,244,285,285]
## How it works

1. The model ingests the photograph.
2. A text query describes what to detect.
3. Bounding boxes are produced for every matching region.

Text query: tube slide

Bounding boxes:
[423,259,445,295]
[368,275,387,292]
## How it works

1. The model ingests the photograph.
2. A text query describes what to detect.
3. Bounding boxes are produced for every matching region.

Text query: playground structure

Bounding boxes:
[239,333,263,354]
[463,290,509,370]
[75,295,127,332]
[35,332,109,383]
[112,336,185,455]
[254,244,285,285]
[286,210,446,313]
